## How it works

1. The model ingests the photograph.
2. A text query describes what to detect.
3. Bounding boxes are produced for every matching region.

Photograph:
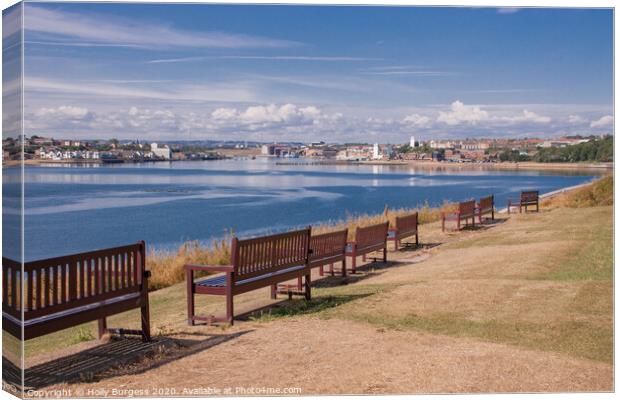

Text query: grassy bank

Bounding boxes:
[11,177,612,369]
[146,201,454,290]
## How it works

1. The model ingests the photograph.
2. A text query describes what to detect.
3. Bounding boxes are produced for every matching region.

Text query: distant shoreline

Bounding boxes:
[3,158,613,172]
[360,160,613,171]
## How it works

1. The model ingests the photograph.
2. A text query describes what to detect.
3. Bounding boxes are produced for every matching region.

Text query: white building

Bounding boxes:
[151,143,171,160]
[372,143,381,160]
[410,136,416,147]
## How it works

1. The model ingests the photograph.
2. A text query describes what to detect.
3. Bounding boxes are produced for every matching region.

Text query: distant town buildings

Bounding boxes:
[2,134,606,165]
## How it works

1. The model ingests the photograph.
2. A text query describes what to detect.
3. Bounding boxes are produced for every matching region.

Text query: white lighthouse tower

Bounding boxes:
[410,135,417,147]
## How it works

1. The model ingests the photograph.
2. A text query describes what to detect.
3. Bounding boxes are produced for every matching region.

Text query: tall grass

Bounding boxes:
[542,175,613,209]
[146,201,455,290]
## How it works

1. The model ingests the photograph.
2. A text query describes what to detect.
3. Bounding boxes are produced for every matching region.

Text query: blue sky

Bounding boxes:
[13,3,614,142]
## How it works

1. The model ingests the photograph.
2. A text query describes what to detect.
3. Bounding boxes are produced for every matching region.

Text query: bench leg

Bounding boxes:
[491,209,495,220]
[98,318,107,339]
[304,273,311,301]
[319,265,324,276]
[415,233,419,247]
[141,303,151,341]
[341,258,347,277]
[329,263,334,276]
[351,253,357,274]
[297,276,303,291]
[383,247,387,262]
[270,284,277,299]
[186,269,195,326]
[441,216,445,232]
[362,254,366,262]
[226,294,234,326]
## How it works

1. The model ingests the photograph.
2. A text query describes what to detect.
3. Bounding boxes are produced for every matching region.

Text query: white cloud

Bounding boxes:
[210,103,339,129]
[403,114,431,127]
[437,100,489,125]
[35,105,91,119]
[500,109,551,124]
[568,114,586,124]
[590,115,614,128]
[25,6,298,49]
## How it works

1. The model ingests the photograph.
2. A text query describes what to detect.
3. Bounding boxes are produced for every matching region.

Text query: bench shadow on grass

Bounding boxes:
[4,330,252,391]
[238,292,375,323]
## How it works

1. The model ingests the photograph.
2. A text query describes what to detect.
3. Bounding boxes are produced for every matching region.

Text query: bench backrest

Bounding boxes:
[231,227,311,282]
[478,195,494,212]
[309,229,348,267]
[395,212,418,237]
[458,200,476,217]
[521,191,539,204]
[2,242,146,322]
[355,221,389,250]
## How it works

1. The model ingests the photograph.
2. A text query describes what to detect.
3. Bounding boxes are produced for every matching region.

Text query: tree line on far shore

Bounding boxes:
[500,136,613,163]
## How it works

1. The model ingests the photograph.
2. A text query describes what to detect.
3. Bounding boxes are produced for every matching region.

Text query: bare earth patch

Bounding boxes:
[43,318,611,395]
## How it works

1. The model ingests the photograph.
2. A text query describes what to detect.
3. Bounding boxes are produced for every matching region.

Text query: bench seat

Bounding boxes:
[197,264,306,288]
[3,292,141,328]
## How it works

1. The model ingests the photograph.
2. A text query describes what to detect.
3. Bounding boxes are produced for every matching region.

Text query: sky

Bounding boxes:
[6,3,615,142]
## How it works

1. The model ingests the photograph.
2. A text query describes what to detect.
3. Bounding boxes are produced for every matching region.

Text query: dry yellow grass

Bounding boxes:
[542,175,613,209]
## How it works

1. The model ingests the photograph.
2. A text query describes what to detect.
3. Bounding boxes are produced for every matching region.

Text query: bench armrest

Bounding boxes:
[184,264,234,272]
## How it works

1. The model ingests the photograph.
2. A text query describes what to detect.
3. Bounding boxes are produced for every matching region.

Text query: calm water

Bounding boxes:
[3,158,599,261]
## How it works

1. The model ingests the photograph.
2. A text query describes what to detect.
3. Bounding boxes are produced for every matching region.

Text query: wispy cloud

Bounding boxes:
[147,55,378,64]
[25,77,257,103]
[497,8,520,14]
[25,6,300,49]
[362,70,452,76]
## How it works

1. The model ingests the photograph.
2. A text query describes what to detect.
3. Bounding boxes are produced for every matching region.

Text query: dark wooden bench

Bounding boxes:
[345,222,389,273]
[507,190,539,214]
[476,195,495,223]
[387,212,419,250]
[277,228,349,295]
[441,200,476,231]
[2,242,151,341]
[185,227,312,326]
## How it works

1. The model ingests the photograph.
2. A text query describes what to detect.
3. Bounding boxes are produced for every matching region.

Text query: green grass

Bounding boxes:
[343,312,612,363]
[533,208,613,281]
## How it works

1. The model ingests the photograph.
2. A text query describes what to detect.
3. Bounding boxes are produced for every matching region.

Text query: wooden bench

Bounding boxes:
[507,190,539,214]
[476,195,495,223]
[387,212,419,250]
[441,200,476,232]
[185,227,312,326]
[345,222,389,273]
[277,229,349,295]
[2,242,151,341]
